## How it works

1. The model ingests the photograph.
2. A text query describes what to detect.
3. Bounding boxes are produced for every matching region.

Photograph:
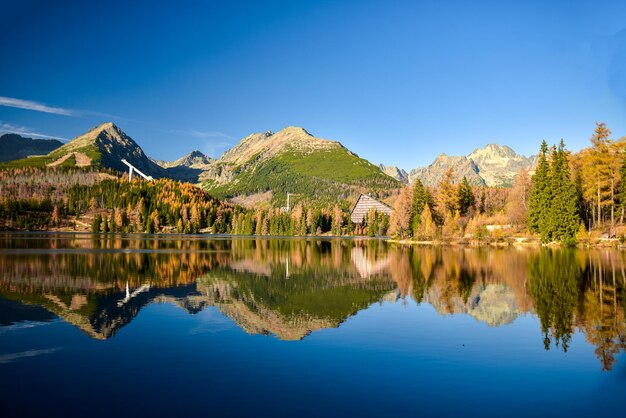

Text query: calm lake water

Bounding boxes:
[1,233,625,417]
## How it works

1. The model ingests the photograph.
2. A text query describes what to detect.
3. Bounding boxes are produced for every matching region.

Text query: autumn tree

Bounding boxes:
[436,168,458,216]
[390,186,412,239]
[579,122,617,228]
[506,169,530,227]
[416,204,436,240]
[331,204,343,235]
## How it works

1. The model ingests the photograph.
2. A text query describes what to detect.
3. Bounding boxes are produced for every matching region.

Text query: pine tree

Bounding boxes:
[91,214,102,233]
[529,140,550,233]
[411,179,427,237]
[102,216,109,233]
[457,176,475,216]
[547,140,580,243]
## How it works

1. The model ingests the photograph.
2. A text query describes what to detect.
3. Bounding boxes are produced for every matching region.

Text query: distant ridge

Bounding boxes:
[379,164,409,184]
[153,150,214,182]
[153,150,213,169]
[408,143,536,187]
[0,133,63,162]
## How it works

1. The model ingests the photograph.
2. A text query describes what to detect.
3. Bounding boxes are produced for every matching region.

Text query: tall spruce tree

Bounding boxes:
[529,140,550,233]
[554,140,580,242]
[457,176,475,216]
[532,140,580,243]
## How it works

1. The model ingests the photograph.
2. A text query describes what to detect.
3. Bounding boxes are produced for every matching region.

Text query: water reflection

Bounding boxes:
[1,233,625,370]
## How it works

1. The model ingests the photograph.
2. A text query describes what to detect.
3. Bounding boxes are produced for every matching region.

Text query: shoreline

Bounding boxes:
[387,237,625,249]
[1,229,624,248]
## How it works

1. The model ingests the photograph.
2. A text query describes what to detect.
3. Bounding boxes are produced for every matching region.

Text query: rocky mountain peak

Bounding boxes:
[46,122,164,177]
[408,143,535,187]
[379,164,409,184]
[218,126,339,167]
[278,126,313,137]
[469,143,518,160]
[157,150,213,169]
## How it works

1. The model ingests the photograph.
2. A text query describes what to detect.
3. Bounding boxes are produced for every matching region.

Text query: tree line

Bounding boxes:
[0,169,390,236]
[389,122,626,244]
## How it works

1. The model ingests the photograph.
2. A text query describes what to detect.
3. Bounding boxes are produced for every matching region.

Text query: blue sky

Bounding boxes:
[1,0,626,169]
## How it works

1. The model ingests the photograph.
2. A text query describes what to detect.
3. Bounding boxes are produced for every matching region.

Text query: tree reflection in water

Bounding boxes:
[0,233,625,369]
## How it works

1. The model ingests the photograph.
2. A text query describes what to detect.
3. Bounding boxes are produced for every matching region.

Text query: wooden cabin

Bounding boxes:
[350,194,393,224]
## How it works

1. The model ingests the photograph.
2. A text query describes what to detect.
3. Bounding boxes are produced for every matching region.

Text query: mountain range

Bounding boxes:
[407,144,537,187]
[1,123,535,203]
[197,126,400,205]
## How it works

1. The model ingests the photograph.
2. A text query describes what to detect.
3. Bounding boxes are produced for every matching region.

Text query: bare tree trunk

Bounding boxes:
[597,177,601,228]
[611,177,615,231]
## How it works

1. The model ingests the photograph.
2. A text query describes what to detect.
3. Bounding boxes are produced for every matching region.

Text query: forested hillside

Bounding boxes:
[0,167,383,236]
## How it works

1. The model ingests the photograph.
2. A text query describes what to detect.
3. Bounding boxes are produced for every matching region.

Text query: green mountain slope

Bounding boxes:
[200,127,400,205]
[1,122,165,177]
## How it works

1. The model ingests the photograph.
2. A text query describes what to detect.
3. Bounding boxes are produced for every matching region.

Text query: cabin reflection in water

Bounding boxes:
[0,235,625,370]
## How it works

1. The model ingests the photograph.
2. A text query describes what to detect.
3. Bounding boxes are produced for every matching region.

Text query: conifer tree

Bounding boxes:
[546,140,580,243]
[529,140,550,232]
[457,176,475,216]
[92,214,102,233]
[411,179,427,236]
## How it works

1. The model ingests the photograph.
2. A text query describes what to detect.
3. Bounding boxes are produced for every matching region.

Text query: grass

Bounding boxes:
[203,146,400,205]
[0,144,102,169]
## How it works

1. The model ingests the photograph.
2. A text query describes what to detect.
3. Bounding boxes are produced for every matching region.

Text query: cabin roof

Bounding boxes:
[350,194,392,224]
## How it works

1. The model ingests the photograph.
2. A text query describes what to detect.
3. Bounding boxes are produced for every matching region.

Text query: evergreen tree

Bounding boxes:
[91,214,102,233]
[546,141,580,243]
[411,179,427,237]
[457,176,475,216]
[529,140,550,233]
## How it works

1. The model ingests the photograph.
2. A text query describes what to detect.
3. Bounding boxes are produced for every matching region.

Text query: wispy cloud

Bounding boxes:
[166,128,235,158]
[168,128,234,140]
[0,347,62,364]
[0,122,69,141]
[0,96,75,116]
[203,139,236,158]
[0,95,137,123]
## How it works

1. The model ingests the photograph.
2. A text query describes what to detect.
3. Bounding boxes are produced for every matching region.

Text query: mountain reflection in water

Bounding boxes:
[1,233,625,371]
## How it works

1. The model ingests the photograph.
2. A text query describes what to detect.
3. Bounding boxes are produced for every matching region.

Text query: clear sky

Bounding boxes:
[1,0,626,169]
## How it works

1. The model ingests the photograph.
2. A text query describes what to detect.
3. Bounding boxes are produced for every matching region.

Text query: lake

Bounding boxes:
[0,233,625,418]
